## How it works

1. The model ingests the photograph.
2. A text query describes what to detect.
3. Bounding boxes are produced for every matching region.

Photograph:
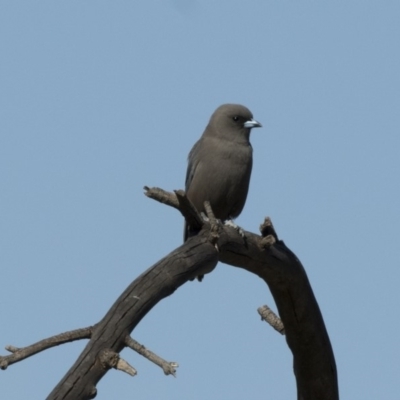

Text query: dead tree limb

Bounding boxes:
[46,225,219,399]
[0,327,93,370]
[217,218,339,400]
[258,305,285,335]
[125,336,178,376]
[2,187,338,400]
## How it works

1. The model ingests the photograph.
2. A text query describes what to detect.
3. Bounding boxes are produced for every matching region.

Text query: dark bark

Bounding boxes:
[48,220,338,399]
[3,187,338,399]
[47,230,219,399]
[217,222,338,400]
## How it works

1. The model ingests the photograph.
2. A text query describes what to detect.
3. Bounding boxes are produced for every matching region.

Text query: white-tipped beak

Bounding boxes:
[244,118,262,129]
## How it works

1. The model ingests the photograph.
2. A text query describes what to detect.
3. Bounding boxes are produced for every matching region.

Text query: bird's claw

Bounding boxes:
[200,212,210,222]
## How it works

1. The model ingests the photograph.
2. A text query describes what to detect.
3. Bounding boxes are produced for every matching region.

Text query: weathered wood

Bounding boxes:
[47,229,218,400]
[3,187,338,400]
[217,225,339,400]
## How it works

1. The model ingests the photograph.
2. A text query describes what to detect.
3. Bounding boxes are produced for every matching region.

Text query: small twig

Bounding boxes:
[144,186,204,233]
[258,305,285,335]
[259,234,276,249]
[144,186,179,209]
[260,217,279,241]
[116,358,137,376]
[0,326,93,370]
[125,336,178,377]
[98,349,137,377]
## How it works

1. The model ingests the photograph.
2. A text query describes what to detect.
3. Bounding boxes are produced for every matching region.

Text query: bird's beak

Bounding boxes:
[244,118,262,129]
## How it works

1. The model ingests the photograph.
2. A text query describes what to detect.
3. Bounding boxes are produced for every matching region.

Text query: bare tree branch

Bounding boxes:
[258,305,285,335]
[46,223,219,400]
[2,187,338,400]
[0,326,93,370]
[216,222,338,400]
[125,336,178,376]
[98,349,136,377]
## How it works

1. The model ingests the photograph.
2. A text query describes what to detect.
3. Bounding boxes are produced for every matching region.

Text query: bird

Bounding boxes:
[184,103,262,242]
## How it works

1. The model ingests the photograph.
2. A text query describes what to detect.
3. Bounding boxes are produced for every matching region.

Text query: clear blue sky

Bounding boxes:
[1,2,399,399]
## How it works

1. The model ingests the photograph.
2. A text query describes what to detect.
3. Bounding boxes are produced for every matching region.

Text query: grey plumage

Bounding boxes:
[184,103,262,241]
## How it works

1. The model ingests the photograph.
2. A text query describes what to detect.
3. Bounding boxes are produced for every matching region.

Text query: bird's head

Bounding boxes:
[207,104,262,143]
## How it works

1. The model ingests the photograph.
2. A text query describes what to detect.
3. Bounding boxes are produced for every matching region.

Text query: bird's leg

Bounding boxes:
[202,211,224,231]
[200,212,210,222]
[224,219,245,238]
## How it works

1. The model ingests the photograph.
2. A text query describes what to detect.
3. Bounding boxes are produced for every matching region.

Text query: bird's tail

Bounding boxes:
[183,220,189,242]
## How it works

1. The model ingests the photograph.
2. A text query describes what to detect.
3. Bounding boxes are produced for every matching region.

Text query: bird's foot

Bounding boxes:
[224,219,245,238]
[200,212,210,222]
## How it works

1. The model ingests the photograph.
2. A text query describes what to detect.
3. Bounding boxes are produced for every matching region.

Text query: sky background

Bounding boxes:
[1,1,399,399]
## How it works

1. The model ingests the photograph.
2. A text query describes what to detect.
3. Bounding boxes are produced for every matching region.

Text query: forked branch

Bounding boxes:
[2,187,338,400]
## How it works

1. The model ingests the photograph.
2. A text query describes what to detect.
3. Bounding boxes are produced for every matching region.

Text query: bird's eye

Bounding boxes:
[233,116,239,122]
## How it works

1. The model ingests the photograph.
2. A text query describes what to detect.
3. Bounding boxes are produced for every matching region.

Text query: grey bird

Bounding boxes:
[184,103,262,241]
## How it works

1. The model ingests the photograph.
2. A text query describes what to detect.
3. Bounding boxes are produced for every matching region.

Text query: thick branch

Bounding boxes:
[47,229,219,400]
[145,188,338,399]
[3,187,337,400]
[217,227,338,400]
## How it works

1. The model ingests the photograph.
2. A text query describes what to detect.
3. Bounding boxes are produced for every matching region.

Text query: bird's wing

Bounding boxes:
[185,139,202,190]
[184,139,203,242]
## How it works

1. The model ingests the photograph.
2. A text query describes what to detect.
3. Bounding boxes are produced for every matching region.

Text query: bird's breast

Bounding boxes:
[187,139,252,220]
